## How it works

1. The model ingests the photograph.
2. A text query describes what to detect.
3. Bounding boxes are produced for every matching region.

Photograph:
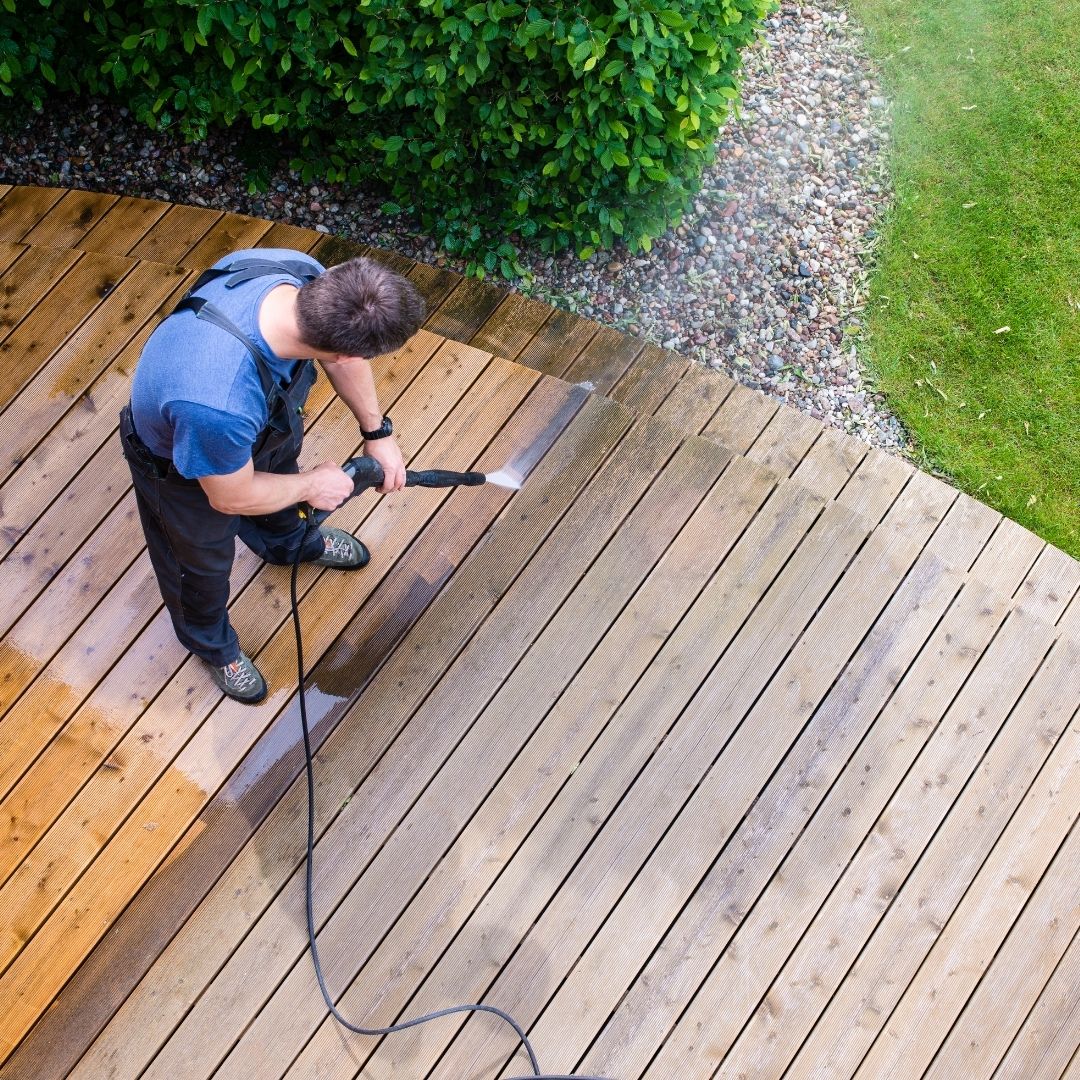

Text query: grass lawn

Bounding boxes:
[846,0,1079,557]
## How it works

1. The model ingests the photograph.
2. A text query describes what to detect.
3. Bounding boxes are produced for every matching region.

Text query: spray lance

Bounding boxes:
[289,454,611,1080]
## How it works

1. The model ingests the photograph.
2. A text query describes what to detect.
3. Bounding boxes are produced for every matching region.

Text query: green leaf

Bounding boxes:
[602,60,625,79]
[196,6,212,37]
[121,34,141,50]
[570,41,590,65]
[381,201,403,214]
[612,150,629,166]
[370,34,389,52]
[582,54,597,71]
[383,135,405,152]
[342,36,358,56]
[578,246,595,260]
[658,10,685,28]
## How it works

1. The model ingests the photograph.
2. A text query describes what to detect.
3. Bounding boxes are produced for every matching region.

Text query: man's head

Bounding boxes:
[295,256,426,360]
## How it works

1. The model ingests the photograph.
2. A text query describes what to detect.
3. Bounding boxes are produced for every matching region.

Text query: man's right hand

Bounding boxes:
[304,460,356,511]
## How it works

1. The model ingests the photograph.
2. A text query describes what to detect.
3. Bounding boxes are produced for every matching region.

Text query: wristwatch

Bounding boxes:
[361,415,393,441]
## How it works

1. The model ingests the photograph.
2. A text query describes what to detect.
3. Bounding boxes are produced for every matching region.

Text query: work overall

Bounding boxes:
[119,258,327,667]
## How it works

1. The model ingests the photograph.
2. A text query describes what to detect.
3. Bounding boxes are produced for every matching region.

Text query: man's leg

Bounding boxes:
[128,466,242,666]
[235,451,326,565]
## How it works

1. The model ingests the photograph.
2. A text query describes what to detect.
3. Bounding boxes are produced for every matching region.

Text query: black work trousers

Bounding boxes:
[119,403,325,667]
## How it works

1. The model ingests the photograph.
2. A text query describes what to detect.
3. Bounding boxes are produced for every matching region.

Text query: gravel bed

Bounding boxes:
[0,0,908,453]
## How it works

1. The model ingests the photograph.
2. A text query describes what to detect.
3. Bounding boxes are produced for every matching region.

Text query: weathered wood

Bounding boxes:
[467,291,554,360]
[256,220,324,252]
[970,514,1045,595]
[1012,542,1080,626]
[424,275,507,343]
[609,343,689,416]
[515,307,599,378]
[773,612,1070,1080]
[0,186,66,241]
[854,697,1079,1080]
[148,415,717,1080]
[59,392,625,1080]
[560,323,644,396]
[395,494,865,1078]
[990,927,1080,1080]
[652,360,735,434]
[0,241,24,281]
[648,576,1013,1079]
[127,204,222,264]
[924,819,1080,1080]
[19,190,119,249]
[0,251,134,412]
[702,379,777,453]
[0,246,81,346]
[77,196,170,256]
[408,262,461,315]
[744,398,822,478]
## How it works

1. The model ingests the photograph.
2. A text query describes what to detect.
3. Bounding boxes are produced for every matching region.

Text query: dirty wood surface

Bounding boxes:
[0,188,1077,1080]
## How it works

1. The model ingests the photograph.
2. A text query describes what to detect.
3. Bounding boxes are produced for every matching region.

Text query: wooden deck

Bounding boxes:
[0,185,1077,1080]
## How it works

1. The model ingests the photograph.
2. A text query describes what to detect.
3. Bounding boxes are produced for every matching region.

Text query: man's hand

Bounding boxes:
[363,434,406,493]
[304,461,357,511]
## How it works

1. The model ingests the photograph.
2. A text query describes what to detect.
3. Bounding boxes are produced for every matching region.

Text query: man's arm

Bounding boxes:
[200,459,354,516]
[319,357,406,492]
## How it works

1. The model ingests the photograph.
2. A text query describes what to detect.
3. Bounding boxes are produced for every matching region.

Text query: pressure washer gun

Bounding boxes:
[302,455,521,526]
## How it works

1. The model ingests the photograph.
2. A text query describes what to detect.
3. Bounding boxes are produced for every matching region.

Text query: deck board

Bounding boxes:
[0,189,1076,1080]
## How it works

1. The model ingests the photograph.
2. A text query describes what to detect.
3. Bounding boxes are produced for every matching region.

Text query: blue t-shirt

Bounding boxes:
[130,248,325,478]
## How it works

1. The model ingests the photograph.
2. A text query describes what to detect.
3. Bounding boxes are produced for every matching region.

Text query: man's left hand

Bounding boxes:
[363,434,406,493]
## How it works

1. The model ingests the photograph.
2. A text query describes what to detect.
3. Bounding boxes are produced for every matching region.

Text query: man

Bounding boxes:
[119,248,426,704]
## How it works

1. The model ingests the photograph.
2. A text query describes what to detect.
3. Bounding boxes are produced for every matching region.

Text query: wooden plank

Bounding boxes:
[0,260,189,485]
[519,471,958,1079]
[76,196,170,257]
[0,186,10,200]
[467,291,554,360]
[515,307,599,378]
[311,235,370,268]
[855,725,1080,1079]
[0,348,552,1063]
[0,186,66,241]
[702,380,778,454]
[19,190,119,249]
[770,615,1071,1080]
[424,275,507,343]
[560,323,645,396]
[147,415,722,1080]
[0,242,24,281]
[0,251,135,414]
[0,246,82,346]
[970,514,1045,595]
[127,204,222,264]
[924,823,1080,1080]
[352,243,414,276]
[375,490,863,1078]
[1012,543,1080,626]
[610,343,690,417]
[182,211,275,267]
[789,424,868,507]
[0,335,452,914]
[647,577,1013,1079]
[744,399,822,479]
[283,456,788,1080]
[257,221,324,252]
[57,392,626,1080]
[652,361,735,435]
[991,928,1080,1080]
[0,267,194,563]
[408,262,461,316]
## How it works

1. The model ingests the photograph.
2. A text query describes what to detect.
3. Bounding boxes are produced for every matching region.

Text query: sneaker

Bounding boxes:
[314,527,370,570]
[208,652,268,704]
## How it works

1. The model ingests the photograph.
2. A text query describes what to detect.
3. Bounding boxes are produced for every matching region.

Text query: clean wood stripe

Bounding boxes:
[19,190,120,248]
[0,251,134,413]
[0,186,66,241]
[649,575,1012,1079]
[0,339,496,1059]
[58,391,624,1080]
[924,818,1080,1080]
[128,204,222,264]
[776,614,1070,1080]
[990,925,1080,1080]
[181,211,275,267]
[0,260,188,485]
[76,195,171,257]
[0,245,81,348]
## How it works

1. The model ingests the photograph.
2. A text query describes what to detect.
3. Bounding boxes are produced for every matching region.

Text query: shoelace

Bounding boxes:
[323,534,355,561]
[222,660,258,692]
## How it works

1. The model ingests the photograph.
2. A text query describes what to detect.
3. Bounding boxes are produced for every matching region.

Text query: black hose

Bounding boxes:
[289,542,610,1080]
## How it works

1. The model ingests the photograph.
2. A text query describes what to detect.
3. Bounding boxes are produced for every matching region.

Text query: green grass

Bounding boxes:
[845,0,1079,557]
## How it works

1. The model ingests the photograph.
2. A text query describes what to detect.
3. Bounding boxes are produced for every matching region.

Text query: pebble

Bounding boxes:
[0,0,907,455]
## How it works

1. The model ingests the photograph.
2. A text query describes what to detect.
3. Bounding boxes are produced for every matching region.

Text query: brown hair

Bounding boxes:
[295,256,426,358]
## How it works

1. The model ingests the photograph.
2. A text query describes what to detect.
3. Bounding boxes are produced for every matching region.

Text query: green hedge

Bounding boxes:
[2,0,769,274]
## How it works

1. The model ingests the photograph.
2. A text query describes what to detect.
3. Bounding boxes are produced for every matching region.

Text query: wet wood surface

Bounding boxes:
[0,187,1077,1080]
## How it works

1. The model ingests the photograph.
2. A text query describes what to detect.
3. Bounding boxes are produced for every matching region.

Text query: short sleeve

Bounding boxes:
[165,400,262,478]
